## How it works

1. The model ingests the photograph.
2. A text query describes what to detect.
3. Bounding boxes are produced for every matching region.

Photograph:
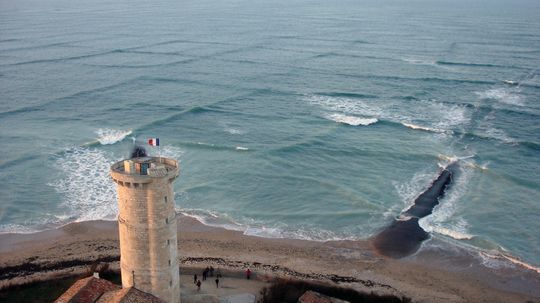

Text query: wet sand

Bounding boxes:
[1,214,539,303]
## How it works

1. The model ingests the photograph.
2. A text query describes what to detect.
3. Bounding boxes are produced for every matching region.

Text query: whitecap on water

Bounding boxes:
[428,102,470,131]
[48,147,119,222]
[155,145,184,160]
[476,88,524,106]
[48,144,183,224]
[307,94,382,116]
[325,113,378,126]
[484,127,516,144]
[95,128,133,145]
[306,94,470,134]
[401,122,447,134]
[225,128,246,135]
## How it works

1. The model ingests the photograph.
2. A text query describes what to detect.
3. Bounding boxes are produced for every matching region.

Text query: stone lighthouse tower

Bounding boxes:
[110,154,180,303]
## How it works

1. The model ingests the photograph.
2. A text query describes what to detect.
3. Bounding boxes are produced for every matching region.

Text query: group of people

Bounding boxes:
[193,266,253,292]
[194,266,222,291]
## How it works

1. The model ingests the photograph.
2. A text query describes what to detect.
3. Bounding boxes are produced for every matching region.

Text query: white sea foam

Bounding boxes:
[401,122,447,134]
[437,154,459,164]
[243,224,357,242]
[307,94,382,117]
[197,142,215,147]
[235,146,249,151]
[326,113,378,126]
[48,147,119,222]
[393,169,435,212]
[502,80,518,86]
[180,208,357,242]
[498,253,540,274]
[438,155,487,171]
[478,251,517,270]
[395,215,413,221]
[402,58,438,67]
[429,102,469,131]
[473,109,518,145]
[0,223,41,234]
[428,234,540,274]
[95,128,132,145]
[307,94,470,134]
[419,165,473,241]
[476,88,524,106]
[225,128,246,135]
[244,226,285,238]
[428,225,473,240]
[156,145,184,160]
[484,127,516,144]
[179,209,246,232]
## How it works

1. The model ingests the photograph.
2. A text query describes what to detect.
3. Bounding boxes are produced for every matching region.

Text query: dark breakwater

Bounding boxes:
[372,163,458,258]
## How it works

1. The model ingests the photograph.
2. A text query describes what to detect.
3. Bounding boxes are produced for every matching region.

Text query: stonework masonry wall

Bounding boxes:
[111,159,180,303]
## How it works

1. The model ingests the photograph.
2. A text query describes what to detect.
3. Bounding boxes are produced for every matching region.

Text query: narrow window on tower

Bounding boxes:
[167,239,170,246]
[164,196,167,203]
[168,259,171,266]
[165,218,168,224]
[169,280,172,287]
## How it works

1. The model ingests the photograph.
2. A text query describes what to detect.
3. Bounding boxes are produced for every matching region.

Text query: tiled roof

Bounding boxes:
[96,287,166,303]
[55,276,165,303]
[54,277,119,303]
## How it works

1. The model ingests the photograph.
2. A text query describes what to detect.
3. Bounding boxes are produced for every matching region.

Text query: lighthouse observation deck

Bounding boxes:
[110,157,179,185]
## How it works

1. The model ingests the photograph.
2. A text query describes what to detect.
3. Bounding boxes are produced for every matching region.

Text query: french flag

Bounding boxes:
[148,138,159,146]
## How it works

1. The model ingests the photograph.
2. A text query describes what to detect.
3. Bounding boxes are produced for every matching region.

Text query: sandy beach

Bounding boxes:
[0,214,539,303]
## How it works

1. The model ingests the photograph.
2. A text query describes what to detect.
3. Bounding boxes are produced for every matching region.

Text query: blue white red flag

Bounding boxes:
[148,138,159,146]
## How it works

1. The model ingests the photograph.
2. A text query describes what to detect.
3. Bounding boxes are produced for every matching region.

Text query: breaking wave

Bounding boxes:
[180,208,356,242]
[307,94,469,134]
[325,113,378,126]
[418,164,473,241]
[393,168,438,214]
[95,128,133,145]
[46,144,183,225]
[401,123,448,134]
[48,147,119,222]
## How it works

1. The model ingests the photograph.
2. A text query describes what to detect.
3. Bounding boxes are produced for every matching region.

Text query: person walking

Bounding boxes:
[246,268,251,280]
[196,280,201,292]
[215,277,219,288]
[209,266,214,277]
[202,267,208,281]
[193,274,197,284]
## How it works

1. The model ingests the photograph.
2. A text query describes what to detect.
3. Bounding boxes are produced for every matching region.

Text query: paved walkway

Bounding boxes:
[180,274,267,303]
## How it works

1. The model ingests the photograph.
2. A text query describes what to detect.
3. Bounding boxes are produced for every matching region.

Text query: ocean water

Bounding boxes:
[1,0,539,268]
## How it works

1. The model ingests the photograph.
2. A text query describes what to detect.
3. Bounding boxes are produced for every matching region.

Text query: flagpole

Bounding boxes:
[158,138,162,163]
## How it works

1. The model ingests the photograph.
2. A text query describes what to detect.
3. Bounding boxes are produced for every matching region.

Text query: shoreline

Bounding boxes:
[1,214,539,302]
[3,211,538,274]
